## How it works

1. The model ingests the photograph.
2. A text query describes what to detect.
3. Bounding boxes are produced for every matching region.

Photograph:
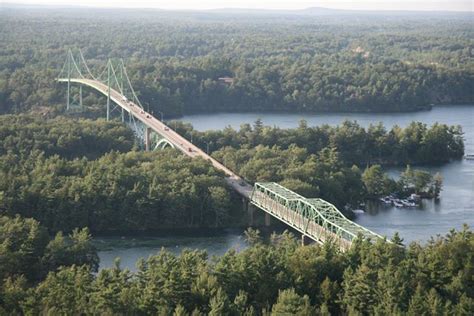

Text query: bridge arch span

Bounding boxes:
[154,138,175,150]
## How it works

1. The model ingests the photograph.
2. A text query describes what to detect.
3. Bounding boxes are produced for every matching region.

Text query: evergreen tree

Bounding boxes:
[271,288,313,316]
[234,290,250,315]
[173,305,188,316]
[342,265,377,314]
[209,288,231,316]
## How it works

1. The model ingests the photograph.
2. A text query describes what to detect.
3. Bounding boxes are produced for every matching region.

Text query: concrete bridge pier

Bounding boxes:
[246,201,255,226]
[264,212,271,227]
[144,127,151,151]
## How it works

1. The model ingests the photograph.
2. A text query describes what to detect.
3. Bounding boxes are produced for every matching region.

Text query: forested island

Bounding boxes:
[0,115,464,233]
[0,8,473,116]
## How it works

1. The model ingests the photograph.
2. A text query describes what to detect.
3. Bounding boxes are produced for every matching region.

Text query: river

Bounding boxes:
[97,105,474,270]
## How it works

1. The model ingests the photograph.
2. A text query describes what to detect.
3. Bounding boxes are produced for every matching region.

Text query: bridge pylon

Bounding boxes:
[58,49,86,111]
[58,50,171,150]
[58,50,146,118]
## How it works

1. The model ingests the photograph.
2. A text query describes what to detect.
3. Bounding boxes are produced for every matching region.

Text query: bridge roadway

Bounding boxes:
[59,77,384,248]
[58,78,253,198]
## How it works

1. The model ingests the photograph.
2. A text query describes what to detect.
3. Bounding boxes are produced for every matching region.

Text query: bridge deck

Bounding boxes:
[59,77,383,250]
[58,78,253,198]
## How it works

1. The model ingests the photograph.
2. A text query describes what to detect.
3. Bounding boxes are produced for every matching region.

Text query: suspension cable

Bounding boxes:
[121,59,144,109]
[79,49,97,80]
[96,64,108,82]
[57,52,68,79]
[69,51,84,79]
[108,60,124,95]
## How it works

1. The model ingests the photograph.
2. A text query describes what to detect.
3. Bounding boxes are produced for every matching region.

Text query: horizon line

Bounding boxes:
[2,2,473,13]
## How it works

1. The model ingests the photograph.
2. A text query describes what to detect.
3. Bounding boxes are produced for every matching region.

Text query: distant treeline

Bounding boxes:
[1,214,472,315]
[0,10,472,115]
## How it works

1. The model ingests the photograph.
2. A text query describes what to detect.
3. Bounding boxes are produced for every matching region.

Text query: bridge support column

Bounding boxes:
[301,234,308,246]
[264,212,271,227]
[106,96,110,121]
[144,127,151,151]
[106,61,111,121]
[79,85,83,108]
[66,51,71,111]
[246,201,255,226]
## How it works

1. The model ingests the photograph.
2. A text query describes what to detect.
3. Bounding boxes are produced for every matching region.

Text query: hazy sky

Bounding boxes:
[4,0,473,11]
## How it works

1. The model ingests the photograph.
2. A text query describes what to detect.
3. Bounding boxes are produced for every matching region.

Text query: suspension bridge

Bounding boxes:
[57,50,384,250]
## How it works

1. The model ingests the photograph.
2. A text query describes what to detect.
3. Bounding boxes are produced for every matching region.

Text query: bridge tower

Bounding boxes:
[59,50,85,111]
[58,50,134,118]
[57,49,176,152]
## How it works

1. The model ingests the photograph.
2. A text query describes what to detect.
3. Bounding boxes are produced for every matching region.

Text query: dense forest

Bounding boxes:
[1,215,472,315]
[0,8,473,116]
[0,115,135,159]
[0,115,463,233]
[0,116,240,233]
[1,6,472,314]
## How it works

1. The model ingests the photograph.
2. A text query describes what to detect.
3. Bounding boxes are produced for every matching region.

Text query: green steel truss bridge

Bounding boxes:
[251,183,383,250]
[57,50,384,250]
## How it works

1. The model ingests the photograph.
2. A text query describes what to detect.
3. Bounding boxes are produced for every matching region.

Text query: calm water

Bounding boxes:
[98,105,474,270]
[181,105,473,153]
[358,160,474,243]
[96,233,247,271]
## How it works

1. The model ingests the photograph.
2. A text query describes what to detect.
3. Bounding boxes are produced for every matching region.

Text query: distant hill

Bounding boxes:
[1,3,471,17]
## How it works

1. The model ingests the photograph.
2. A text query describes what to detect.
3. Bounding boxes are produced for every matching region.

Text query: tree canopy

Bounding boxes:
[0,116,461,231]
[0,9,472,115]
[1,223,472,315]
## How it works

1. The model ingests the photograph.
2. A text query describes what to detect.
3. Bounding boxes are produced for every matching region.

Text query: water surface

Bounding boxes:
[97,106,474,270]
[180,105,473,242]
[181,105,474,153]
[356,160,474,243]
[96,232,246,271]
